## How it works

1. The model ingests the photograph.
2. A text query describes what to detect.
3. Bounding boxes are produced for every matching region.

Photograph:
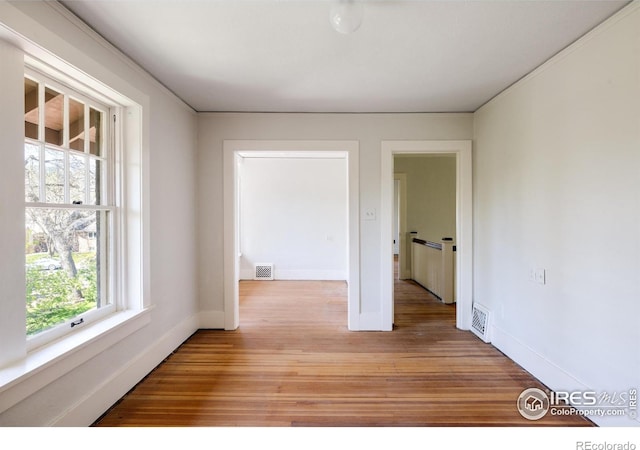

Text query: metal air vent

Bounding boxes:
[254,263,274,280]
[471,303,491,343]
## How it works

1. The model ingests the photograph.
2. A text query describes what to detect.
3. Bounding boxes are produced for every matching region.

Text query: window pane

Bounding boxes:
[89,159,95,205]
[25,143,40,202]
[44,87,64,146]
[45,148,65,203]
[89,108,102,156]
[25,78,39,140]
[69,154,86,204]
[25,208,106,336]
[89,158,102,205]
[69,98,85,152]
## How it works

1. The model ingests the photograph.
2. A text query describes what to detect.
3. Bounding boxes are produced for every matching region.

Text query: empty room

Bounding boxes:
[1,0,639,445]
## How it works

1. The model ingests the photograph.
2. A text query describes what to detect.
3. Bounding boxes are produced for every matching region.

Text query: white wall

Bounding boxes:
[394,155,456,243]
[0,39,27,368]
[239,157,347,280]
[0,2,199,426]
[474,3,640,426]
[198,113,474,328]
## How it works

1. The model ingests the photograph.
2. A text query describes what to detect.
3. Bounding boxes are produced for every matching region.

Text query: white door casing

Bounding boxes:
[393,179,400,255]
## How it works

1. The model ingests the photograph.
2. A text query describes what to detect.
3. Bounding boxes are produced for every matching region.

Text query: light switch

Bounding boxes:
[529,267,547,285]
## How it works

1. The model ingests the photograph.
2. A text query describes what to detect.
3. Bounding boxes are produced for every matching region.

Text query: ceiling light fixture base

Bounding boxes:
[329,0,364,34]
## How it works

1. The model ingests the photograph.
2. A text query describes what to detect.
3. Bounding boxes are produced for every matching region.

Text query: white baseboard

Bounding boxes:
[492,325,639,426]
[356,312,390,331]
[240,269,347,281]
[198,310,225,329]
[50,313,199,426]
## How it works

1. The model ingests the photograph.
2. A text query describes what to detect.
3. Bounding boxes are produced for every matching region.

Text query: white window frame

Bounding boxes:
[0,46,150,416]
[23,67,120,351]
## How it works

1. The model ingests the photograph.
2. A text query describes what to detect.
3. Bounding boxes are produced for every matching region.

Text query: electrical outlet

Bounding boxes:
[363,208,376,221]
[534,268,546,285]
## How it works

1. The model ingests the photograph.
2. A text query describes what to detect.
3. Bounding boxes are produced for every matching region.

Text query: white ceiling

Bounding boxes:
[60,0,630,113]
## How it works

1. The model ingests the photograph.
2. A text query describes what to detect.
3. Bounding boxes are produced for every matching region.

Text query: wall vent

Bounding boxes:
[471,303,491,343]
[254,263,274,280]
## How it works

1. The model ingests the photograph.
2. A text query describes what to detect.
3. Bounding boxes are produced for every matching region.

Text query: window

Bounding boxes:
[0,32,148,416]
[24,69,117,348]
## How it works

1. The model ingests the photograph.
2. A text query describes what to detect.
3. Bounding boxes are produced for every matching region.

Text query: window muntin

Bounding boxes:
[24,70,115,344]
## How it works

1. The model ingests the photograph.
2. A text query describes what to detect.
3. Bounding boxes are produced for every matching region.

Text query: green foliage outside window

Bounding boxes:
[25,253,97,336]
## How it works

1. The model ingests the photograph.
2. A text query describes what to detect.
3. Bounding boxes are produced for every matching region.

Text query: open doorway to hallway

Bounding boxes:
[392,154,457,323]
[381,140,473,331]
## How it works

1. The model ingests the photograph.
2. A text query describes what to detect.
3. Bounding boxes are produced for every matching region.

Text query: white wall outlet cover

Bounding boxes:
[364,208,376,220]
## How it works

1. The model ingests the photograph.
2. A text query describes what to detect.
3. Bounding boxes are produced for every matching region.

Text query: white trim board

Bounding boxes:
[381,140,473,331]
[394,173,410,280]
[50,312,198,426]
[492,325,640,427]
[239,269,347,281]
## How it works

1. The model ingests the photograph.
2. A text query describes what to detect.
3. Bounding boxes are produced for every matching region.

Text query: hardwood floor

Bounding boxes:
[93,272,593,427]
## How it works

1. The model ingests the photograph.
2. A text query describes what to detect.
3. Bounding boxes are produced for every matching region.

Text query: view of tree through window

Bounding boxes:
[24,74,110,337]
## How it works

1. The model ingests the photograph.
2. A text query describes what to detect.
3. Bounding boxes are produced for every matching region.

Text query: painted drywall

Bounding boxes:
[0,2,199,426]
[197,113,474,325]
[239,157,347,280]
[0,40,27,367]
[394,155,456,243]
[473,3,640,426]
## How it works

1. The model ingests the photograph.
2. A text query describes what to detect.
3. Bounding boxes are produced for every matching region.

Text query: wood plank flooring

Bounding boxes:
[93,274,593,427]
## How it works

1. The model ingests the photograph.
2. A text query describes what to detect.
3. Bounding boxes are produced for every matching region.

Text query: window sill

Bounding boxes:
[0,307,152,415]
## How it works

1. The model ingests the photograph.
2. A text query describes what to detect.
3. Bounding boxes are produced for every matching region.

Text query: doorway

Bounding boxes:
[223,140,360,331]
[381,140,473,331]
